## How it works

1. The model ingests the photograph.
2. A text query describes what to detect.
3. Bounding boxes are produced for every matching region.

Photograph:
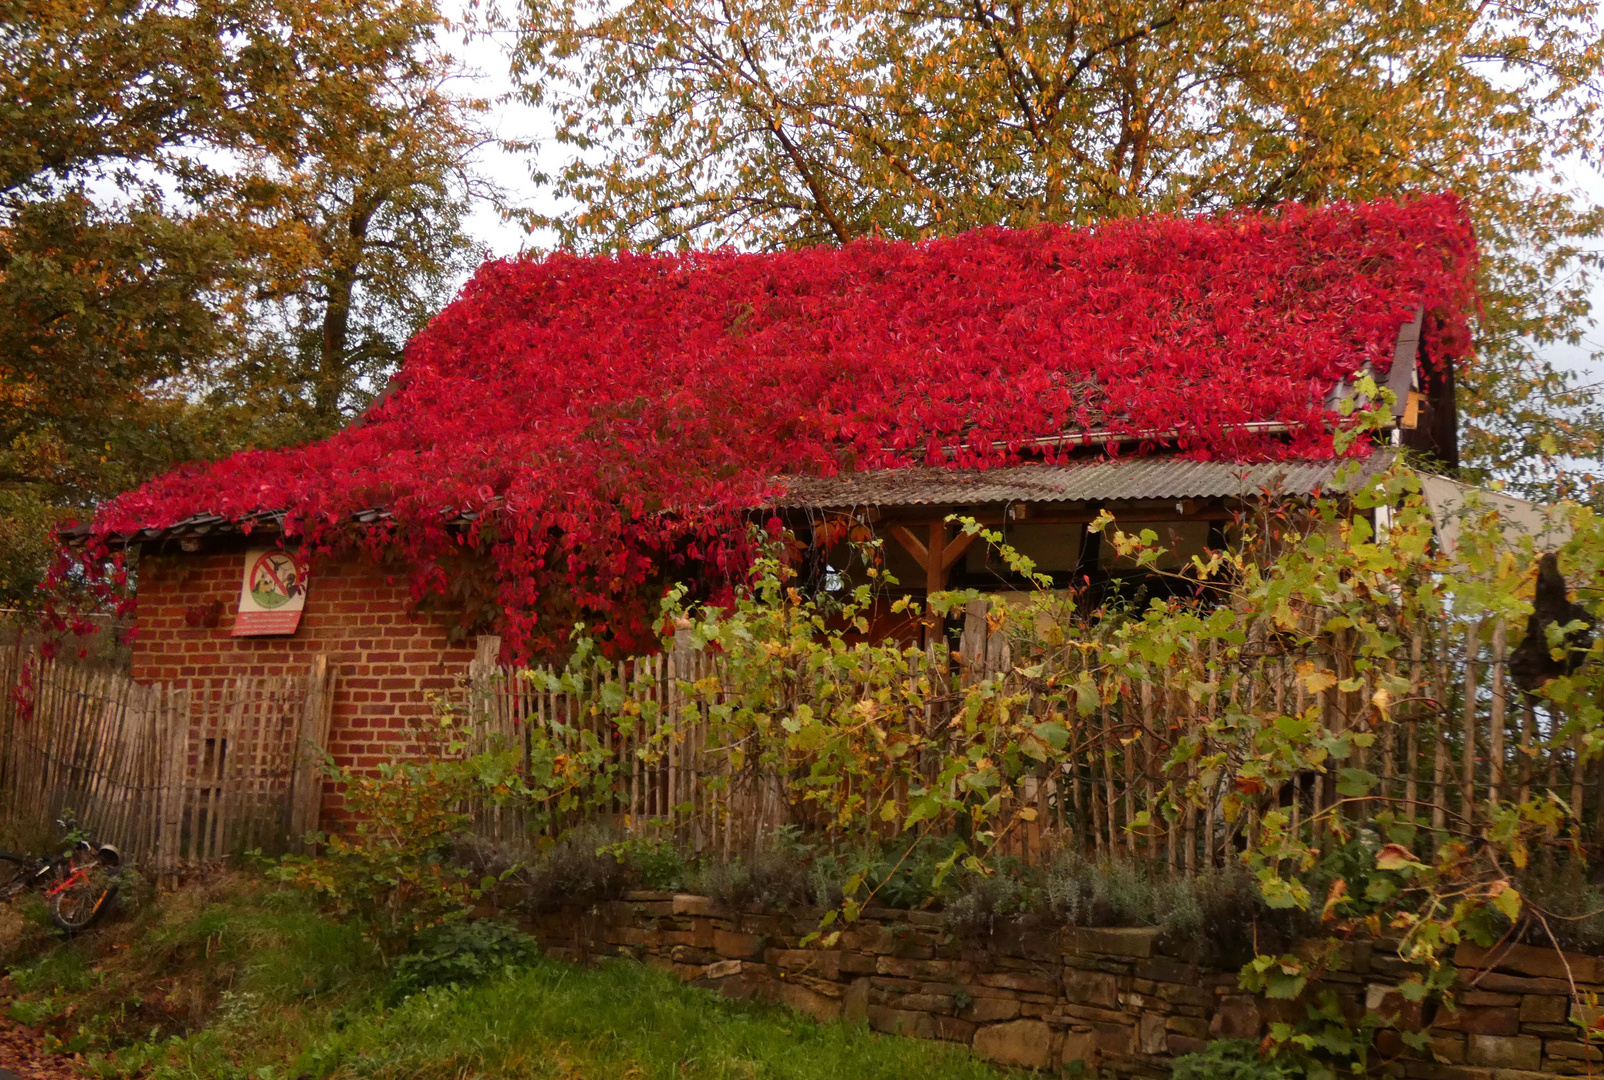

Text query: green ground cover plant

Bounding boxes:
[0,876,1016,1080]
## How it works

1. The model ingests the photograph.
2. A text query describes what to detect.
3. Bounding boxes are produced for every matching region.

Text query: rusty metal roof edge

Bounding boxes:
[65,455,1395,545]
[771,454,1395,509]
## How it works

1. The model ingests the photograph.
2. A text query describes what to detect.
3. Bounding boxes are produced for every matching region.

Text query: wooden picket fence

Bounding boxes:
[463,603,1603,871]
[0,649,333,876]
[4,604,1598,878]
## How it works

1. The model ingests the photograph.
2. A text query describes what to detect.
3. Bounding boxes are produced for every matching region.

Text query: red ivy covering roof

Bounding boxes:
[94,194,1478,657]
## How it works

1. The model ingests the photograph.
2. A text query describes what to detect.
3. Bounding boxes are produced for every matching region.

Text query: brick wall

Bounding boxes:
[525,894,1604,1079]
[131,551,482,816]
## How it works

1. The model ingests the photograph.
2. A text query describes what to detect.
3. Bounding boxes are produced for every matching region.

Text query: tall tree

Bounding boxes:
[511,0,1604,500]
[0,0,491,601]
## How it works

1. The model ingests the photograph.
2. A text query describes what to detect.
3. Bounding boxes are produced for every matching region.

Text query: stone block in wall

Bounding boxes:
[843,977,870,1025]
[934,1016,976,1044]
[1573,1000,1604,1028]
[1064,927,1160,958]
[770,979,842,1024]
[1429,1033,1465,1064]
[1465,1034,1542,1071]
[713,929,764,958]
[693,919,716,950]
[869,976,920,999]
[1058,1003,1130,1027]
[1435,1005,1520,1036]
[1138,1012,1167,1056]
[1090,1020,1135,1056]
[1458,990,1520,1008]
[670,945,716,965]
[898,993,955,1015]
[740,913,784,937]
[877,955,952,979]
[1166,1033,1207,1057]
[766,948,840,981]
[1363,984,1423,1028]
[1208,995,1262,1040]
[961,995,1021,1023]
[1165,1015,1209,1039]
[976,970,1058,995]
[1063,968,1120,1008]
[1455,942,1602,984]
[972,1019,1056,1070]
[1517,994,1566,1024]
[1134,956,1198,985]
[1014,928,1064,963]
[1466,970,1578,996]
[1547,1040,1604,1063]
[705,959,743,980]
[672,894,717,916]
[1399,1063,1493,1080]
[1155,980,1212,1008]
[1059,1027,1098,1069]
[868,1006,935,1040]
[840,950,878,976]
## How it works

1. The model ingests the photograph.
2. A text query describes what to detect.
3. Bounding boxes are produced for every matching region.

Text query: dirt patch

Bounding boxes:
[0,1016,79,1080]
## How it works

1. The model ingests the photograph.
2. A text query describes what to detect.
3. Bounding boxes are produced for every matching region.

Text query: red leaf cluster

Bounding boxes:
[91,195,1478,659]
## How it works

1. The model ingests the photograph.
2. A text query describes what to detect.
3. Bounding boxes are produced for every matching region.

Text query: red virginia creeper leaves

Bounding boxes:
[87,195,1478,660]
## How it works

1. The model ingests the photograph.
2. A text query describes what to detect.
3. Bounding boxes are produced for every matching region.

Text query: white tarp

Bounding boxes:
[1418,474,1571,556]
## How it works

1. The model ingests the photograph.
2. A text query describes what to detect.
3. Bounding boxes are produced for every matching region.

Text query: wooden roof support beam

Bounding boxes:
[888,523,929,570]
[940,528,977,576]
[889,519,981,648]
[889,521,977,593]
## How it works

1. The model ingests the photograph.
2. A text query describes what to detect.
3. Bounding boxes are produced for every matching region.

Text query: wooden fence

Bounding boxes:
[463,603,1604,870]
[4,602,1598,877]
[0,648,333,876]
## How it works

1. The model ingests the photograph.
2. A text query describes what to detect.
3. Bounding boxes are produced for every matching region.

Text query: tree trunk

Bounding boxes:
[315,194,381,419]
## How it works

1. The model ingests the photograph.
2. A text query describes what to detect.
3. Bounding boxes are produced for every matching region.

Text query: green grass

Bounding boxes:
[146,958,1009,1080]
[0,878,1011,1080]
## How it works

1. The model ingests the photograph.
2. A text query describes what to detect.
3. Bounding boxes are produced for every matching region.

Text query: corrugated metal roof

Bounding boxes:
[75,456,1386,544]
[775,455,1391,508]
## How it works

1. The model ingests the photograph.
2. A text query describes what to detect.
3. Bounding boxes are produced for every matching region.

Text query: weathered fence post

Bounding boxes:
[287,655,334,852]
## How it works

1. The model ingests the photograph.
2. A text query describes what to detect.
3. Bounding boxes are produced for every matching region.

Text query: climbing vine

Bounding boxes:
[82,196,1476,659]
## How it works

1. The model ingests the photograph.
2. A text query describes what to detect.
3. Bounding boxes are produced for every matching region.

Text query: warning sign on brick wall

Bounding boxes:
[232,547,309,636]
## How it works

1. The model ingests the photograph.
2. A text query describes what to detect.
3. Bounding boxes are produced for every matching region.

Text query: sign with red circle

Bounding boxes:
[231,547,309,636]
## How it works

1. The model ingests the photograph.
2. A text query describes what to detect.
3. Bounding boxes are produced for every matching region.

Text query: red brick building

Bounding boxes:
[129,550,480,776]
[82,196,1475,802]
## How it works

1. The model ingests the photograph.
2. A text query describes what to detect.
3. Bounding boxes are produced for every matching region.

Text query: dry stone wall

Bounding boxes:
[523,892,1602,1078]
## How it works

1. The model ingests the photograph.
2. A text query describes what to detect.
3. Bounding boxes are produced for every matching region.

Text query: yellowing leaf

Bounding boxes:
[1296,662,1337,695]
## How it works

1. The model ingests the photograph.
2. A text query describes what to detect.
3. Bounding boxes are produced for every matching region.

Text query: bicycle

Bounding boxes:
[0,819,122,933]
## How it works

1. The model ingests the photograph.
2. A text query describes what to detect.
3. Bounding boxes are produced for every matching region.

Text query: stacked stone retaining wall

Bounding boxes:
[524,893,1602,1078]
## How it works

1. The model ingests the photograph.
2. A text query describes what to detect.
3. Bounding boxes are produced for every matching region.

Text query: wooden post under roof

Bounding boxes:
[888,516,978,647]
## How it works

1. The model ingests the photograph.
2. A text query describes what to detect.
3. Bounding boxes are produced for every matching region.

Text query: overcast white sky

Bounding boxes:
[438,19,1604,389]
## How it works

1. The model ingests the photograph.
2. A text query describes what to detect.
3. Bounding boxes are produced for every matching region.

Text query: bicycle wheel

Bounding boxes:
[48,859,117,933]
[0,853,35,902]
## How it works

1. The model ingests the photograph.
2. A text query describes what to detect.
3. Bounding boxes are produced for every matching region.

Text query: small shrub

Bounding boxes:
[520,824,630,912]
[604,836,688,892]
[942,862,1036,937]
[1043,851,1186,928]
[686,831,816,910]
[390,919,540,1000]
[272,757,488,948]
[831,835,963,910]
[1172,1039,1303,1080]
[1513,849,1604,952]
[1164,862,1306,968]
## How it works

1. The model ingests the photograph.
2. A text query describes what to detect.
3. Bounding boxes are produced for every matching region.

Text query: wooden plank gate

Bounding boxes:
[0,649,334,876]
